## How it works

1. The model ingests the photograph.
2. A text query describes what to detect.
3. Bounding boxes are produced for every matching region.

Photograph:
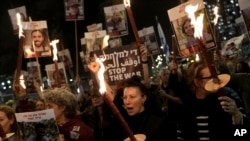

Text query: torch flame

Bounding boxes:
[16,13,24,38]
[102,35,110,49]
[193,14,204,39]
[96,35,110,95]
[96,57,106,95]
[185,4,198,26]
[50,39,59,61]
[213,6,219,25]
[20,75,26,89]
[185,4,204,39]
[124,0,130,7]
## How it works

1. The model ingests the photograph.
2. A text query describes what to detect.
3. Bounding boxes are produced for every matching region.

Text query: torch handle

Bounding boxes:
[104,94,136,141]
[171,35,178,73]
[125,6,142,46]
[197,39,226,96]
[213,25,222,61]
[54,61,61,88]
[14,37,24,93]
[197,39,218,78]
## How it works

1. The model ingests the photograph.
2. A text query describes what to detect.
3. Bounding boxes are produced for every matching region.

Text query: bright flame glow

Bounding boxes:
[185,4,204,39]
[195,53,200,62]
[40,86,43,92]
[50,39,59,61]
[20,75,26,89]
[96,57,106,95]
[124,0,130,7]
[96,35,110,95]
[102,35,110,49]
[193,14,204,39]
[26,48,33,54]
[213,6,219,25]
[185,4,198,26]
[16,13,24,38]
[77,87,80,94]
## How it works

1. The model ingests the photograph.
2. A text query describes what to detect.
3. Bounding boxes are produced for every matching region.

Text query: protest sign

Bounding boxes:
[138,26,160,56]
[15,109,60,141]
[167,0,216,57]
[94,45,144,85]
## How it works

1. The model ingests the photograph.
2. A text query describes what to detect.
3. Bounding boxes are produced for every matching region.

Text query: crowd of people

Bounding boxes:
[0,44,250,141]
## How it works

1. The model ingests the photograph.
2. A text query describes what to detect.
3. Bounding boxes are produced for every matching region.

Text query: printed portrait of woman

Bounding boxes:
[172,9,215,57]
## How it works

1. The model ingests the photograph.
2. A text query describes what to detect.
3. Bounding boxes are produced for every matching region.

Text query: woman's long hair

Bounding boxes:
[0,105,23,141]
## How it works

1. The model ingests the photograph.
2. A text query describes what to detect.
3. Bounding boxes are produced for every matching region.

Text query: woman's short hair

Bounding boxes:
[185,61,207,92]
[123,77,147,96]
[44,88,78,118]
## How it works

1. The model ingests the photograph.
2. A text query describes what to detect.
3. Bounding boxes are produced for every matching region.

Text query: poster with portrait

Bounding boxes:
[94,45,144,85]
[45,62,68,88]
[64,0,84,21]
[138,26,160,56]
[167,0,216,57]
[104,4,128,38]
[8,5,27,35]
[221,34,245,59]
[84,30,107,52]
[26,61,42,94]
[58,49,73,70]
[15,109,60,141]
[22,21,52,58]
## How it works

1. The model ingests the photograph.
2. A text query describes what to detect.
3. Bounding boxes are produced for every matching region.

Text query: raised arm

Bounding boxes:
[87,54,114,100]
[140,45,150,88]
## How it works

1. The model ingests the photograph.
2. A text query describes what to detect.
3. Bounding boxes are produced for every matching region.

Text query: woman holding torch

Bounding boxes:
[87,47,174,141]
[177,61,250,140]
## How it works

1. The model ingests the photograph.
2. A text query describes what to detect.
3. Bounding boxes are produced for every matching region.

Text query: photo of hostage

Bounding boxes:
[65,0,83,20]
[25,29,51,58]
[181,17,213,56]
[181,18,200,55]
[222,42,238,59]
[27,122,49,141]
[67,0,80,17]
[106,11,126,36]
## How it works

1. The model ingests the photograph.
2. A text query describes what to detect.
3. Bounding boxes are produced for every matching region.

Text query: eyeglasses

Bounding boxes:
[200,76,213,80]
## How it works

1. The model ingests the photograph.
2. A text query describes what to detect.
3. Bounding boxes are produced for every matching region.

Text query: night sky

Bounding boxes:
[0,0,179,77]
